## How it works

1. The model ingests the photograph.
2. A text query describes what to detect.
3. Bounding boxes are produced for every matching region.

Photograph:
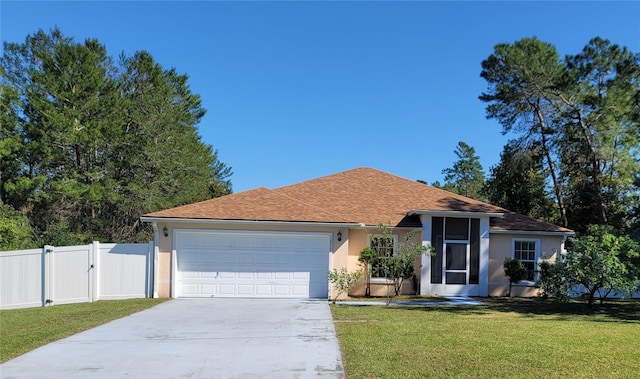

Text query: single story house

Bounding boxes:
[141,167,573,299]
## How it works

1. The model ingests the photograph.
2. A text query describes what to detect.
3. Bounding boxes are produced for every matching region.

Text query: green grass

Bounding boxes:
[344,295,450,302]
[331,298,640,379]
[0,298,168,363]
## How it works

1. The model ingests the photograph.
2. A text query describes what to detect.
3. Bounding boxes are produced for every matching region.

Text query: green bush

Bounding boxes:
[328,268,363,303]
[503,257,526,297]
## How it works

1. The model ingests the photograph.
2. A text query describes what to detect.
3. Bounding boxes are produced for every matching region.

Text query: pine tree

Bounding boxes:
[440,141,486,200]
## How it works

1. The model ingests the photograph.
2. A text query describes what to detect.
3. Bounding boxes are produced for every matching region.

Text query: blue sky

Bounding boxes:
[2,1,639,193]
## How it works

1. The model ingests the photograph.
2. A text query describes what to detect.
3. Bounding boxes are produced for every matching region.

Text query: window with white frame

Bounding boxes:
[369,234,397,278]
[513,239,539,281]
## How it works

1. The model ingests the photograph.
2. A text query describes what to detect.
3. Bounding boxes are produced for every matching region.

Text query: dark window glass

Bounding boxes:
[446,244,467,270]
[469,219,480,284]
[430,217,443,283]
[370,235,395,278]
[514,240,537,281]
[445,218,469,240]
[446,272,466,284]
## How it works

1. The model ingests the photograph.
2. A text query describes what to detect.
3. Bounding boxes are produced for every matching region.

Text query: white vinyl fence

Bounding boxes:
[570,285,640,300]
[0,242,154,310]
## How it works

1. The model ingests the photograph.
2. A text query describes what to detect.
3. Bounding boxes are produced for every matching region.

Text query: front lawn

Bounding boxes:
[331,298,640,378]
[0,298,168,363]
[344,295,449,303]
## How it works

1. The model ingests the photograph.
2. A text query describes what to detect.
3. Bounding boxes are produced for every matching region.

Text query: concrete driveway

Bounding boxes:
[1,299,344,379]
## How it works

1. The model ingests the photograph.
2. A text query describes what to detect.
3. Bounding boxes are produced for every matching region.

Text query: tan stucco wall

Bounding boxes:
[488,233,563,297]
[155,221,346,298]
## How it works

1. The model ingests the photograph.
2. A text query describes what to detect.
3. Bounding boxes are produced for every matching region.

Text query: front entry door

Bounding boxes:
[427,217,483,296]
[444,243,468,295]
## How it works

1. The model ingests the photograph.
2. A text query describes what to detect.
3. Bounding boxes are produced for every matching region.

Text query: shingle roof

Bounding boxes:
[491,212,572,233]
[144,187,354,223]
[144,167,573,233]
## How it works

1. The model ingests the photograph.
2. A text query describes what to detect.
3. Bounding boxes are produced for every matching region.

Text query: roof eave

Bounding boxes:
[140,216,364,228]
[408,209,505,218]
[489,229,575,236]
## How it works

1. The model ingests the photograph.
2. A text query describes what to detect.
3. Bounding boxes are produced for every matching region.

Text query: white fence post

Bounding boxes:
[147,241,154,298]
[43,245,54,307]
[91,241,99,302]
[153,240,159,299]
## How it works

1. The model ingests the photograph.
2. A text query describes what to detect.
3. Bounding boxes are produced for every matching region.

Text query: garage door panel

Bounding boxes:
[176,231,330,298]
[257,238,275,248]
[181,271,198,279]
[218,251,237,260]
[255,272,271,279]
[236,253,253,264]
[215,284,235,296]
[236,239,255,248]
[255,285,272,295]
[215,272,232,279]
[292,285,308,296]
[290,255,308,266]
[274,272,290,279]
[255,254,275,264]
[309,254,327,265]
[181,283,198,295]
[233,285,250,295]
[274,285,292,295]
[201,284,216,295]
[292,272,308,280]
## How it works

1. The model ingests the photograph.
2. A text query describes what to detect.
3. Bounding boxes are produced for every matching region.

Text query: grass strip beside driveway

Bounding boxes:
[1,298,168,363]
[331,298,640,379]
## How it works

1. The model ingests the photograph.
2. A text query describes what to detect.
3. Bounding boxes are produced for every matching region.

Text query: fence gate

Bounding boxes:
[44,244,94,306]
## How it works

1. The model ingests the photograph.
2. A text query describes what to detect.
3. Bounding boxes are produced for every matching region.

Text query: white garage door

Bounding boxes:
[175,230,331,298]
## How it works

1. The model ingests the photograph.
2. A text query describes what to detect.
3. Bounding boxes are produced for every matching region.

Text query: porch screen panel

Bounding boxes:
[431,217,443,284]
[446,244,466,270]
[446,272,466,284]
[469,219,480,284]
[445,218,469,240]
[445,244,466,285]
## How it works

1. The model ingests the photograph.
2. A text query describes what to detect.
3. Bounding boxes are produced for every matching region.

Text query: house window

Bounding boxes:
[513,239,539,281]
[369,234,397,278]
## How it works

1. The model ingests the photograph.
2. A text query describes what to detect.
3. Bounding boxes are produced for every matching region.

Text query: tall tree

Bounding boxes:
[0,67,23,207]
[479,37,568,226]
[484,140,557,222]
[1,28,233,243]
[558,38,640,233]
[440,141,485,200]
[2,28,120,242]
[109,50,232,241]
[480,37,640,233]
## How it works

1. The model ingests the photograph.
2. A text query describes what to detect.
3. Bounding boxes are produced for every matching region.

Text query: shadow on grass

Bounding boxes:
[389,297,640,323]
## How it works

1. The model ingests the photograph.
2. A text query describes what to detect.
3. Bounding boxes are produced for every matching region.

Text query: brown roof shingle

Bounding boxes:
[144,167,572,233]
[144,187,354,223]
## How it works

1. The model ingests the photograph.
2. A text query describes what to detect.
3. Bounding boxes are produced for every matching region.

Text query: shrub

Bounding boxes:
[503,257,526,297]
[328,268,363,303]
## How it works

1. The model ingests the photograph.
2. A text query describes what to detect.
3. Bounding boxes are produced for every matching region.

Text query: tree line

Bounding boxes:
[1,28,232,249]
